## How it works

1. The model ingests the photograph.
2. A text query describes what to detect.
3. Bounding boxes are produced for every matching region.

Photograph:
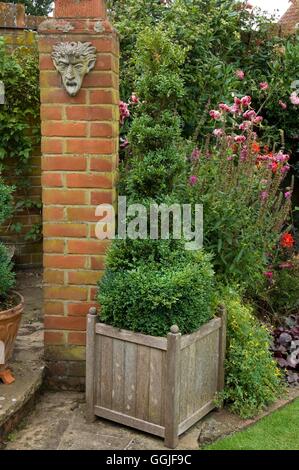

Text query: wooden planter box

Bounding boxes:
[86,308,226,448]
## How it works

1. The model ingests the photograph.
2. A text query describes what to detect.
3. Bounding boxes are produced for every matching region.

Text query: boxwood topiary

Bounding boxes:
[98,249,214,337]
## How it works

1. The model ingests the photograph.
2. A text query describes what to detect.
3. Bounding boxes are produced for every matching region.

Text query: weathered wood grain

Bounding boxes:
[88,312,226,448]
[164,328,181,449]
[124,342,137,416]
[136,345,150,421]
[96,323,167,350]
[112,339,125,412]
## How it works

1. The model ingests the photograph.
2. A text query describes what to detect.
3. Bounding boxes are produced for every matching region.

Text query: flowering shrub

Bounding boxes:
[217,291,283,418]
[187,95,293,295]
[261,240,299,317]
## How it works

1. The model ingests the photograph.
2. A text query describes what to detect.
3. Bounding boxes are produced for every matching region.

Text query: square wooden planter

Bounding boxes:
[86,307,226,448]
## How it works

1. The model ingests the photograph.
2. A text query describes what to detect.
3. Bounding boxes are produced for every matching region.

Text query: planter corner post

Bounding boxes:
[86,307,97,423]
[165,325,181,449]
[217,305,227,392]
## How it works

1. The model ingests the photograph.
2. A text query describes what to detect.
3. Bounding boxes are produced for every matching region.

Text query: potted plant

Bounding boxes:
[0,178,24,385]
[86,28,227,448]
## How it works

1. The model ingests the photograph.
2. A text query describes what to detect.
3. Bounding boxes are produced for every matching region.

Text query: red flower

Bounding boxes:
[252,142,260,153]
[280,233,295,249]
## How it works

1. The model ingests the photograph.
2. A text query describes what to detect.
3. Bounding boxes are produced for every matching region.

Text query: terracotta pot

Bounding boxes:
[0,291,24,369]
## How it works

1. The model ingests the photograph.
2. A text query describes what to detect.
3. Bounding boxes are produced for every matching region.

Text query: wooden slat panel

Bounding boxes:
[179,346,190,422]
[96,323,167,350]
[95,334,102,405]
[187,342,197,417]
[94,405,165,438]
[178,401,215,436]
[136,345,150,421]
[112,339,125,412]
[149,348,163,425]
[193,330,219,411]
[180,318,221,350]
[100,336,113,409]
[124,342,137,416]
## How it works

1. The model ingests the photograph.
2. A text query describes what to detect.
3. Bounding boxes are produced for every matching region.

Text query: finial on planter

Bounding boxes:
[170,325,180,334]
[89,307,97,316]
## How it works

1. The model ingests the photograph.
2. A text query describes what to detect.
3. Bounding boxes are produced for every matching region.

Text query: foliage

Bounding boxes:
[0,37,42,241]
[0,180,15,300]
[0,177,14,225]
[98,248,214,337]
[98,26,215,336]
[260,240,299,317]
[0,0,53,16]
[186,96,293,297]
[217,290,283,419]
[109,0,299,156]
[0,242,15,300]
[272,314,299,386]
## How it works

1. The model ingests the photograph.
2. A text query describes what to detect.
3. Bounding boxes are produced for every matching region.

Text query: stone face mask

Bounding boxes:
[52,41,97,97]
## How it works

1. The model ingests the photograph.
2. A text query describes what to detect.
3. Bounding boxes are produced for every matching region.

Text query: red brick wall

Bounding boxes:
[39,0,119,389]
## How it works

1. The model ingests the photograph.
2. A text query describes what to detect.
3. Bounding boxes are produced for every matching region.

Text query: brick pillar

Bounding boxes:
[38,0,119,390]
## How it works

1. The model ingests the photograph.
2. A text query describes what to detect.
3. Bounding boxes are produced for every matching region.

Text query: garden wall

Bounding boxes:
[0,2,44,267]
[39,0,119,390]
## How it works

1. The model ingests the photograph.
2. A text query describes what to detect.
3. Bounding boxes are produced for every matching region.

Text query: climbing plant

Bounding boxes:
[0,37,42,240]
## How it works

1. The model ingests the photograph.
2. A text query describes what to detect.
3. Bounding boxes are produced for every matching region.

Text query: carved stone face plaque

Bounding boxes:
[52,42,97,97]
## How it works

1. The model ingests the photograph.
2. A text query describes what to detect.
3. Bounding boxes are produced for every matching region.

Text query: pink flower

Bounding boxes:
[240,146,248,161]
[229,104,240,114]
[209,110,221,120]
[234,135,247,144]
[281,164,290,175]
[213,128,224,137]
[129,93,139,105]
[189,175,198,186]
[253,116,263,125]
[260,191,269,201]
[119,101,130,125]
[274,152,289,163]
[279,100,287,110]
[227,156,233,161]
[243,110,256,120]
[260,82,269,90]
[219,103,231,112]
[191,148,201,160]
[235,70,245,80]
[234,97,242,106]
[239,121,252,131]
[290,92,299,105]
[245,2,253,9]
[279,262,293,270]
[240,95,252,107]
[285,191,292,199]
[264,271,273,279]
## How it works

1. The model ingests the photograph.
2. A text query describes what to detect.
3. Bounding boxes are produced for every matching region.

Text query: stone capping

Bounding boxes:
[0,2,47,31]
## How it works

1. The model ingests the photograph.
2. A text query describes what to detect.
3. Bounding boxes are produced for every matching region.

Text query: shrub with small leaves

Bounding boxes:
[217,291,283,418]
[0,243,15,300]
[98,249,214,337]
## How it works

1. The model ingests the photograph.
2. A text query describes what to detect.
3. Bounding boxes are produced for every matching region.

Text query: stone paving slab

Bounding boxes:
[4,386,299,450]
[0,271,44,446]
